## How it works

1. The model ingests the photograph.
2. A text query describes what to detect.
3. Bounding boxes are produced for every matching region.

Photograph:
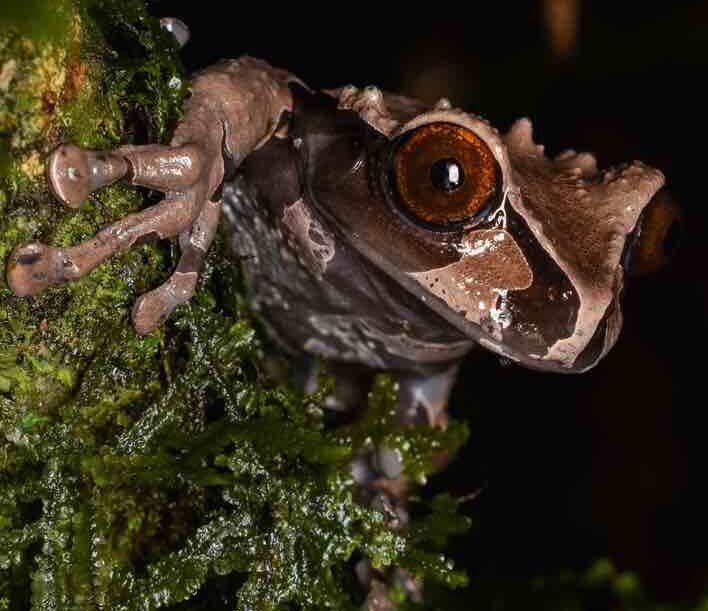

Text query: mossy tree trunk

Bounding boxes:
[0,2,468,609]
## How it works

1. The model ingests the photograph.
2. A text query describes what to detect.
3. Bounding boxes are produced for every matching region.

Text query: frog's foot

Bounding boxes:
[132,198,221,334]
[8,57,294,332]
[9,134,224,332]
[367,364,459,483]
[6,243,68,296]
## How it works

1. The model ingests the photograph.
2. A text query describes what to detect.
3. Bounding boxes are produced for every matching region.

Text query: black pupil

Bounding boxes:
[430,158,464,192]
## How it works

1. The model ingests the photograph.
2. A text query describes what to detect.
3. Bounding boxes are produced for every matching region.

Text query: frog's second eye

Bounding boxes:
[625,188,683,276]
[392,123,500,227]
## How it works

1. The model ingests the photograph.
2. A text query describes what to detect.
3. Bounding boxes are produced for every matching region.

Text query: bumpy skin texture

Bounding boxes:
[6,55,665,378]
[4,50,668,611]
[7,57,293,334]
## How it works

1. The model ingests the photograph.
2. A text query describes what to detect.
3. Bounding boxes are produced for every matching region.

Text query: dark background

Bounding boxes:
[163,0,708,603]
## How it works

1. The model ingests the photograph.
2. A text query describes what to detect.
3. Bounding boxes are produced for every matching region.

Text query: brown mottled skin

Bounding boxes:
[5,51,674,383]
[5,43,679,611]
[8,57,291,333]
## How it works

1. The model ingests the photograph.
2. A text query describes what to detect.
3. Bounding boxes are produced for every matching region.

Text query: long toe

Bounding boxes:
[6,243,62,296]
[131,285,176,335]
[48,144,127,208]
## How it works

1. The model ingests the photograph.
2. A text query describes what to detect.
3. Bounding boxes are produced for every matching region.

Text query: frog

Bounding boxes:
[5,42,680,428]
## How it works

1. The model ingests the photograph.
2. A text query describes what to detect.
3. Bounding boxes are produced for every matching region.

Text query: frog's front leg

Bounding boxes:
[132,198,221,334]
[6,57,294,333]
[352,365,459,609]
[397,364,458,428]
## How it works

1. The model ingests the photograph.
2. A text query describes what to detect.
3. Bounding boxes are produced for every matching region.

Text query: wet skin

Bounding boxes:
[6,53,681,425]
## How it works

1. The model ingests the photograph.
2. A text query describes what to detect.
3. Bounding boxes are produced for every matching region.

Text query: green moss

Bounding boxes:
[424,559,708,611]
[0,252,469,608]
[0,0,182,417]
[0,2,468,608]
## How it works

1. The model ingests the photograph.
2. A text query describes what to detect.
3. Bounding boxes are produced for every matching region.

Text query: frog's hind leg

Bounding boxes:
[397,363,459,428]
[131,198,221,334]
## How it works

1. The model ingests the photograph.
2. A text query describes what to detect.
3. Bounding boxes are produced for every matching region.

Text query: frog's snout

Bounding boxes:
[624,188,683,276]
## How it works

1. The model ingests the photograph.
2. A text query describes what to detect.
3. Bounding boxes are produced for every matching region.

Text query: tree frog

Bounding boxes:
[6,51,680,424]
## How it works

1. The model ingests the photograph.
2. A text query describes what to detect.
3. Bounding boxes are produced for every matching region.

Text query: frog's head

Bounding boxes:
[301,86,679,372]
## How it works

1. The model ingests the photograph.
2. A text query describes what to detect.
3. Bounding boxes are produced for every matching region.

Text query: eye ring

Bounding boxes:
[387,122,500,229]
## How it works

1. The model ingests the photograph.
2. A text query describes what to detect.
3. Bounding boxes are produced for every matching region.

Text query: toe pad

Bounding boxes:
[48,144,127,208]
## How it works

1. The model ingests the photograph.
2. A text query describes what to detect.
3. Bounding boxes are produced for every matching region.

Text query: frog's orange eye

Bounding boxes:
[626,189,683,276]
[392,123,500,227]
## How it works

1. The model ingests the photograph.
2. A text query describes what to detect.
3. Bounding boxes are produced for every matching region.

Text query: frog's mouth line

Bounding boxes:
[299,97,664,373]
[309,201,583,374]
